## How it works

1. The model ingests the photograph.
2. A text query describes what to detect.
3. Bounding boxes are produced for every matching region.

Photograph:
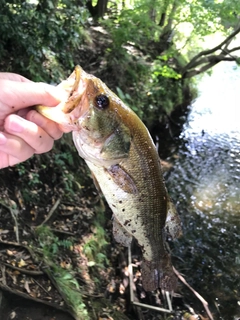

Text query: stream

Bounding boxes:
[165,62,240,319]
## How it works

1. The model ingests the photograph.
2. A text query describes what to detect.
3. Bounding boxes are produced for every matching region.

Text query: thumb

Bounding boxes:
[0,80,66,111]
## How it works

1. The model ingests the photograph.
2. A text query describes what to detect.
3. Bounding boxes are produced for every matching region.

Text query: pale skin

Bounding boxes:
[0,72,67,169]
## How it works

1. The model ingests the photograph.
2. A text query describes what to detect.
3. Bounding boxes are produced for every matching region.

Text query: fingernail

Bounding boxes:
[7,116,25,133]
[0,132,7,144]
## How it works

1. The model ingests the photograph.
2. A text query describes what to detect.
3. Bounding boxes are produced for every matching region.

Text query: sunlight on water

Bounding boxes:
[193,170,240,216]
[182,62,240,218]
[185,62,240,135]
[166,62,240,319]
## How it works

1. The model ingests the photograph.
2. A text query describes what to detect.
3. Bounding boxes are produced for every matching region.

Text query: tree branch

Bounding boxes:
[181,24,240,76]
[164,0,178,32]
[186,49,240,70]
[222,46,240,54]
[183,56,237,78]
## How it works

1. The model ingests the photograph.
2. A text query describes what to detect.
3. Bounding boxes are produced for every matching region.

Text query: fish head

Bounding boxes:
[36,66,132,165]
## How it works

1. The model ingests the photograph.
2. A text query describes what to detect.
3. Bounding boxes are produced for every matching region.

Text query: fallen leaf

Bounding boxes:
[18,259,27,267]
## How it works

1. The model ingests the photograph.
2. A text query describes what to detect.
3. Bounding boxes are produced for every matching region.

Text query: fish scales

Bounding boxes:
[123,130,167,246]
[86,125,167,261]
[36,65,180,292]
[93,113,177,291]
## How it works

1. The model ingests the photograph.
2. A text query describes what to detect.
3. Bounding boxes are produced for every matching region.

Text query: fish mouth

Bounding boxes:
[36,66,87,131]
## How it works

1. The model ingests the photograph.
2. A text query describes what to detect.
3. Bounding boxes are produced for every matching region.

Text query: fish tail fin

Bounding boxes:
[141,256,177,292]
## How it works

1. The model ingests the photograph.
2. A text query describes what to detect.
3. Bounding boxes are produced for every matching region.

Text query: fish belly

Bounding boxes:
[86,160,149,250]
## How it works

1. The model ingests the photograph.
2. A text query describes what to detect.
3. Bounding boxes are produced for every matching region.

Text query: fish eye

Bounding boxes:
[95,94,109,109]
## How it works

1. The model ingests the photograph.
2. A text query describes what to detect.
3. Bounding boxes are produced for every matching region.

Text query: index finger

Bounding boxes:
[0,72,32,82]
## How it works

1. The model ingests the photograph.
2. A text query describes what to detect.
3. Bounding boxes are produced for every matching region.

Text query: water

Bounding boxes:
[166,62,240,319]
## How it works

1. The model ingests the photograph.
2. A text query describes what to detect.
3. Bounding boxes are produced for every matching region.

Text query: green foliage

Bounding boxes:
[100,42,192,125]
[0,0,89,81]
[35,225,73,257]
[52,150,81,196]
[50,265,89,320]
[105,0,162,49]
[54,152,74,167]
[13,135,87,206]
[15,162,44,202]
[83,204,109,268]
[35,225,89,320]
[83,228,108,267]
[98,0,194,122]
[1,0,239,126]
[99,0,239,124]
[152,57,182,80]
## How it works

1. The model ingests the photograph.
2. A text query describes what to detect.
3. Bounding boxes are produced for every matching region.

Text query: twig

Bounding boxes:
[33,278,51,295]
[165,290,173,312]
[0,261,43,276]
[0,239,28,248]
[40,198,61,226]
[173,266,214,320]
[0,264,6,285]
[128,245,134,304]
[0,200,19,243]
[0,240,40,265]
[50,228,75,236]
[132,301,173,313]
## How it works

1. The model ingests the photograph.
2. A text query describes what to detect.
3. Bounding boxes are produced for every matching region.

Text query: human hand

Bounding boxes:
[0,73,65,169]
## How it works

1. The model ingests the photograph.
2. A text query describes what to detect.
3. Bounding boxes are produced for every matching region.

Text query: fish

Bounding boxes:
[36,65,181,292]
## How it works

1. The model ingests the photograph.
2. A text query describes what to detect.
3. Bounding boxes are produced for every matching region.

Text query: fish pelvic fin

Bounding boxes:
[141,256,177,292]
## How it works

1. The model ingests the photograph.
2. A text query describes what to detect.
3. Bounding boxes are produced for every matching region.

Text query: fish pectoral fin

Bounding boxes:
[100,124,131,161]
[106,164,138,194]
[165,196,182,239]
[112,216,132,247]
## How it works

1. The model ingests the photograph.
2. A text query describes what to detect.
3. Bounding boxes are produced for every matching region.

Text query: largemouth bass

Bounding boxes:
[37,66,181,292]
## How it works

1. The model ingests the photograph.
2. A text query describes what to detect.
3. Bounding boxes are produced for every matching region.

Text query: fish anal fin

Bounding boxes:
[106,164,138,194]
[165,197,182,239]
[141,257,177,292]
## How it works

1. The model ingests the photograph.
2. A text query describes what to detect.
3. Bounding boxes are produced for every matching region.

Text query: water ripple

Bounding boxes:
[166,62,240,319]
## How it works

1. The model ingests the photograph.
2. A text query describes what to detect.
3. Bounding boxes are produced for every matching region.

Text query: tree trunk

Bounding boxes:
[86,0,108,19]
